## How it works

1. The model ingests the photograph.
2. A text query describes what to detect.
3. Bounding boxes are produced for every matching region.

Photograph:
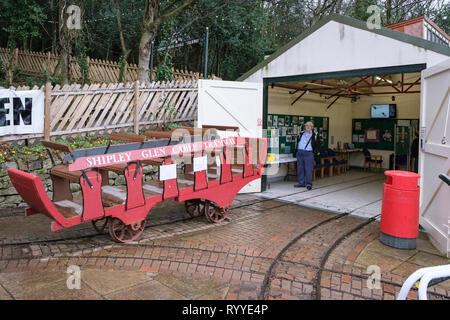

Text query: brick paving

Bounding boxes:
[0,194,448,300]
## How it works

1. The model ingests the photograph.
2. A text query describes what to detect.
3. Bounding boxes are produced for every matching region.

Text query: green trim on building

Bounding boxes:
[237,14,450,82]
[263,63,427,84]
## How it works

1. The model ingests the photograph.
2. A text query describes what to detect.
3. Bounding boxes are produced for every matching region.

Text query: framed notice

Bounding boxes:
[365,128,380,143]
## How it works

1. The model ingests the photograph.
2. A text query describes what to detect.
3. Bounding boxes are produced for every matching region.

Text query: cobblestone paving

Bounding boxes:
[0,193,448,300]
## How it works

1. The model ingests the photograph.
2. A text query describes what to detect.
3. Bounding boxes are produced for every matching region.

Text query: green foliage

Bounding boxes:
[0,0,448,86]
[43,69,62,87]
[168,123,181,130]
[165,0,272,80]
[0,60,6,87]
[0,0,46,47]
[432,2,450,35]
[155,27,175,82]
[156,63,174,82]
[350,0,380,22]
[75,36,90,85]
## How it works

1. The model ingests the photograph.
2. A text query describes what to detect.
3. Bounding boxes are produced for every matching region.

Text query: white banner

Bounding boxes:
[0,89,44,136]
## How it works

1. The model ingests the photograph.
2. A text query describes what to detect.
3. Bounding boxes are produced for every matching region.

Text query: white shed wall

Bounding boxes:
[244,21,449,83]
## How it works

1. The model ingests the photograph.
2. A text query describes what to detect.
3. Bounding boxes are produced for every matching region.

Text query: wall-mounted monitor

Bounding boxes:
[371,104,396,118]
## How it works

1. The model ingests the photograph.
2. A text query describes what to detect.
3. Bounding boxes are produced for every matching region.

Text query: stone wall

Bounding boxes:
[0,152,160,208]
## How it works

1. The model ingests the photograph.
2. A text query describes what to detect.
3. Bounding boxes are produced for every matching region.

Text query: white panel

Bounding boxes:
[243,20,449,83]
[419,58,450,257]
[193,156,208,172]
[159,164,177,181]
[198,80,263,193]
[0,89,44,135]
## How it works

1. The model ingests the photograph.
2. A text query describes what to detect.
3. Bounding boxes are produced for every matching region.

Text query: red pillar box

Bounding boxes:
[380,170,420,249]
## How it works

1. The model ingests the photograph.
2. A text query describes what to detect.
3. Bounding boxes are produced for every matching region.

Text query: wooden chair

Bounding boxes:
[363,148,383,172]
[327,149,342,176]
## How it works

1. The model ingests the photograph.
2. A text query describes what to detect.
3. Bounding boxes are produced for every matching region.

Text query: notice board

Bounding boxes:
[267,114,329,154]
[352,118,419,151]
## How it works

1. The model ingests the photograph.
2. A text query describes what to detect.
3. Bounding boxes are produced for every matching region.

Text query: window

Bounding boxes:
[425,25,449,46]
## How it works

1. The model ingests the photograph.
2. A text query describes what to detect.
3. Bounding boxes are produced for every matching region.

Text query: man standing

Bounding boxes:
[294,121,321,190]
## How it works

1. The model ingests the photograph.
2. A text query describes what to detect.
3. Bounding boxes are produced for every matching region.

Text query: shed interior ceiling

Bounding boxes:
[273,72,421,108]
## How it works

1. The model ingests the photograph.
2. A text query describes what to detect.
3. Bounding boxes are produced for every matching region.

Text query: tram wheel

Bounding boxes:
[185,199,206,218]
[108,218,146,243]
[91,217,110,235]
[204,201,229,224]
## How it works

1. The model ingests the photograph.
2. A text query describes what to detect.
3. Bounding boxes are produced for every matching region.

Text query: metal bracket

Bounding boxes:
[133,160,141,180]
[81,170,93,189]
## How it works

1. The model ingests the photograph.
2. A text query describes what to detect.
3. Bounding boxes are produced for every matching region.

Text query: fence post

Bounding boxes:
[14,48,19,67]
[134,80,140,134]
[86,56,90,81]
[47,51,51,73]
[44,82,51,140]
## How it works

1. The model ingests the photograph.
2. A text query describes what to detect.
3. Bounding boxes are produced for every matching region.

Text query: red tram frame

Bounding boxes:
[8,136,267,243]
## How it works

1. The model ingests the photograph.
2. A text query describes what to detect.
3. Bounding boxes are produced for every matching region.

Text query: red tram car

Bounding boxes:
[8,130,267,243]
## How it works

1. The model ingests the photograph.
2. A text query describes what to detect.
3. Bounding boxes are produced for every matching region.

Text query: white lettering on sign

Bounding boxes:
[0,90,44,136]
[86,152,132,167]
[141,147,167,159]
[69,137,241,171]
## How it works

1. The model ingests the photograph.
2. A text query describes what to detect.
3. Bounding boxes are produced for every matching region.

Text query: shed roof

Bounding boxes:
[237,14,450,82]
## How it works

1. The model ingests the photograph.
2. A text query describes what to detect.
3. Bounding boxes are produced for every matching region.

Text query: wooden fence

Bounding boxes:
[0,47,212,83]
[1,80,198,143]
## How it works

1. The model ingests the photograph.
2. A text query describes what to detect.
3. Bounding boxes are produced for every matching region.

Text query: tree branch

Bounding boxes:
[161,0,184,15]
[161,0,197,21]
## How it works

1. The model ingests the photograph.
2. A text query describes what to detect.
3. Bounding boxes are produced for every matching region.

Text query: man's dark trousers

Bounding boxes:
[296,150,314,187]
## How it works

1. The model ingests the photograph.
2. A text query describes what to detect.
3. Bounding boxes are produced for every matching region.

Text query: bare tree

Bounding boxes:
[114,0,130,59]
[54,0,83,84]
[137,0,197,83]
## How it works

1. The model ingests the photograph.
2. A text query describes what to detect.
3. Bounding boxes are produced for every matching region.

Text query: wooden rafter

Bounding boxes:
[326,96,341,110]
[291,91,307,106]
[404,77,421,92]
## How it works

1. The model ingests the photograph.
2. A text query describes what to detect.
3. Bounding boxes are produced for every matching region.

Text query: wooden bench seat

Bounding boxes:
[54,198,83,218]
[101,182,164,206]
[50,165,83,182]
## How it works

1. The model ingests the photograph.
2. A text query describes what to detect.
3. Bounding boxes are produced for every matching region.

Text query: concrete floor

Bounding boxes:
[260,169,385,220]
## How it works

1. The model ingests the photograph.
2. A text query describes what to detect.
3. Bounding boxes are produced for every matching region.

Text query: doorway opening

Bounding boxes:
[261,65,424,219]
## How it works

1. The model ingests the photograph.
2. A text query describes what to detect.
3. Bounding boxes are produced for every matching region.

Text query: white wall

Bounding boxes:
[244,20,449,83]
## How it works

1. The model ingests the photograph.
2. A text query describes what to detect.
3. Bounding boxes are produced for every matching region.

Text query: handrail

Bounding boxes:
[439,174,450,186]
[397,264,450,300]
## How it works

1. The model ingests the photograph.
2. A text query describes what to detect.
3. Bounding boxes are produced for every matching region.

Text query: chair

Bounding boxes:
[327,149,342,176]
[313,159,323,181]
[363,148,383,172]
[320,149,332,178]
[339,155,348,173]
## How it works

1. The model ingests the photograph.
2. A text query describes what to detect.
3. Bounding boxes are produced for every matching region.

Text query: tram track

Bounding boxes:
[0,174,386,279]
[0,198,448,300]
[0,245,447,300]
[258,195,383,300]
[0,174,383,249]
